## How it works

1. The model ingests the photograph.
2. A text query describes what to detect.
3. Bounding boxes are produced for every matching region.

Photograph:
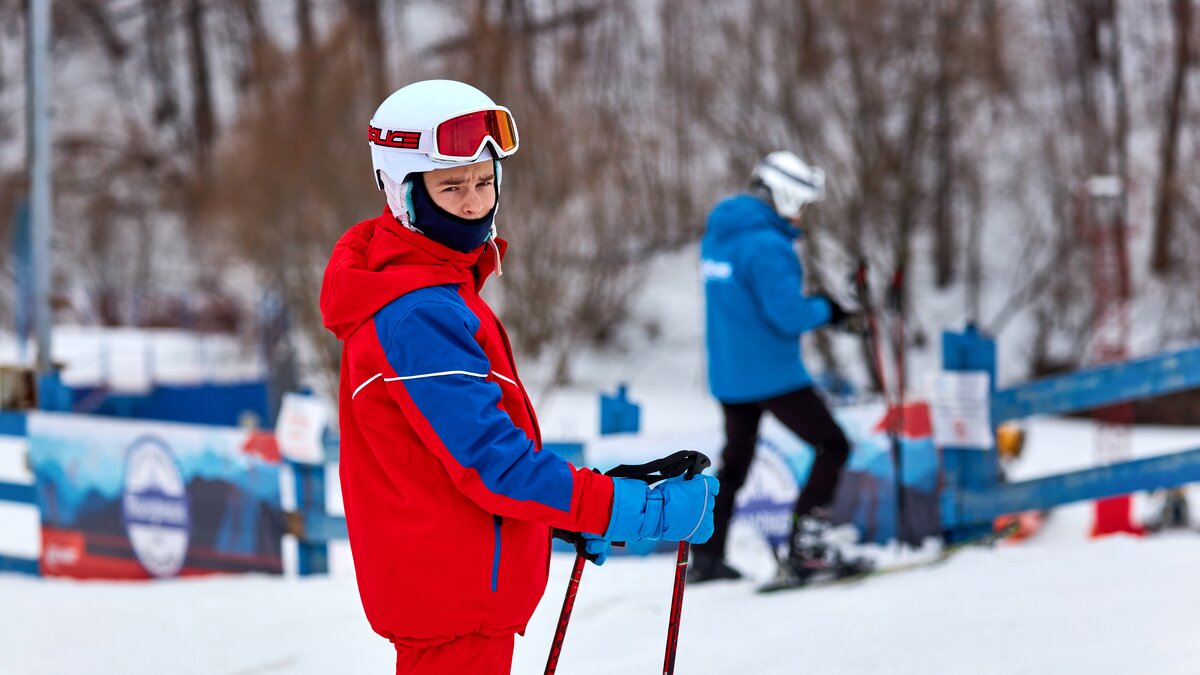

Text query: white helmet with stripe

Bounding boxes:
[368,79,514,190]
[751,151,826,219]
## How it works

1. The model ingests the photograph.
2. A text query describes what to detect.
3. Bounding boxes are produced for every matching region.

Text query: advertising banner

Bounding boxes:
[737,401,941,547]
[584,400,942,554]
[28,413,284,579]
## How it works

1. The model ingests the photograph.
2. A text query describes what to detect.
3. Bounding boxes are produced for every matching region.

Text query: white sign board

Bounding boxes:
[275,393,329,464]
[930,371,992,450]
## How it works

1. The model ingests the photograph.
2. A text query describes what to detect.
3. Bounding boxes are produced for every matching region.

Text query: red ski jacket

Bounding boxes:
[320,209,614,647]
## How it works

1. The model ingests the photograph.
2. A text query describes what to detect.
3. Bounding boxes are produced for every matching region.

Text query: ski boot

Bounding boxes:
[761,511,874,591]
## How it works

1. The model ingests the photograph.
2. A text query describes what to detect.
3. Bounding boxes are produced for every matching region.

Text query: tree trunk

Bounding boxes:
[350,0,387,98]
[233,0,269,90]
[296,0,314,54]
[186,0,215,173]
[1152,0,1192,275]
[933,4,956,288]
[144,0,179,127]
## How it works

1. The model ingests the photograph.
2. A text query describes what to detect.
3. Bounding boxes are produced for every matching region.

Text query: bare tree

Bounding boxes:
[1152,0,1193,275]
[185,0,215,174]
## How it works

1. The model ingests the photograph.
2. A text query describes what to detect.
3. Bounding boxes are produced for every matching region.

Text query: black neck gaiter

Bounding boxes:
[409,172,497,253]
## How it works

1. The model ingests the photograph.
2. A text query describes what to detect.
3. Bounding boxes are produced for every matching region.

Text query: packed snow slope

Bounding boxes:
[2,525,1199,673]
[3,414,1200,675]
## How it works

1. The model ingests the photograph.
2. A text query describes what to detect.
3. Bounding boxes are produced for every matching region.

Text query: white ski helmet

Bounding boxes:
[368,79,519,190]
[751,151,826,219]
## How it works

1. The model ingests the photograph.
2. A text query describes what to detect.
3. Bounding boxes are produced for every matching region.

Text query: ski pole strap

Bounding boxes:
[604,450,711,484]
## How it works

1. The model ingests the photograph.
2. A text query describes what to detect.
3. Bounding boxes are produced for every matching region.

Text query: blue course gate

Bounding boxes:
[941,326,1200,542]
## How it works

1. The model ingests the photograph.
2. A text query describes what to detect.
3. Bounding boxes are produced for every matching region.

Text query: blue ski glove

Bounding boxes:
[582,474,719,564]
[582,537,612,566]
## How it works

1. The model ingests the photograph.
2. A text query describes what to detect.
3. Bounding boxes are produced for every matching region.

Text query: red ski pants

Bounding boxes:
[394,632,515,674]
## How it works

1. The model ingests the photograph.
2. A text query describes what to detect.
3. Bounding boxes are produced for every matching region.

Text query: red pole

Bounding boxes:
[663,542,690,675]
[855,261,890,398]
[544,554,587,675]
[889,265,909,544]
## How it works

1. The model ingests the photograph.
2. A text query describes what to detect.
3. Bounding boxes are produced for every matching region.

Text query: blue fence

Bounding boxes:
[0,412,38,575]
[65,380,270,427]
[941,327,1200,540]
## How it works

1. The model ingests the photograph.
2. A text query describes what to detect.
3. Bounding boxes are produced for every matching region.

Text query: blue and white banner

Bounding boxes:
[28,412,284,579]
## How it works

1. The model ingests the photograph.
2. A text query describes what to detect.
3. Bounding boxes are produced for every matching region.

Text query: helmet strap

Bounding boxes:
[379,170,421,233]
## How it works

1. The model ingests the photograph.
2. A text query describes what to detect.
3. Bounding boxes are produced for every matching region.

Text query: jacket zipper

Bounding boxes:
[491,515,502,592]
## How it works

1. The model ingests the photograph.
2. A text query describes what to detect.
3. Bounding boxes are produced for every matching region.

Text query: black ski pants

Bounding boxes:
[695,386,851,559]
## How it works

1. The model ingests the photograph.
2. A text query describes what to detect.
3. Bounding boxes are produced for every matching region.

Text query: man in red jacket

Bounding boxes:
[320,79,718,674]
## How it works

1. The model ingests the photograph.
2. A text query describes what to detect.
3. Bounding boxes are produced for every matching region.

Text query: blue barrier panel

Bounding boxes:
[292,462,330,576]
[600,384,640,435]
[945,446,1200,528]
[0,412,27,436]
[0,481,35,505]
[71,382,271,427]
[941,327,999,542]
[0,412,37,576]
[0,554,38,575]
[302,512,348,544]
[991,346,1200,423]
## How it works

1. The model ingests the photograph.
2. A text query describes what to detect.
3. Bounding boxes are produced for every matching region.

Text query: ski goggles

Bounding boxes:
[369,107,519,163]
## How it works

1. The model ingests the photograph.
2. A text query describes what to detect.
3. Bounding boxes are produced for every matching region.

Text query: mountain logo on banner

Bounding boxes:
[122,436,191,578]
[734,435,802,549]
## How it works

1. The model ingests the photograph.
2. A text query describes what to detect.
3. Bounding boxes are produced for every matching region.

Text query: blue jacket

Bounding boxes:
[701,194,832,403]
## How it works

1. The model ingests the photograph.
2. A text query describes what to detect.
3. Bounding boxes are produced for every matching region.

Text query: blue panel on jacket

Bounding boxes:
[374,287,573,512]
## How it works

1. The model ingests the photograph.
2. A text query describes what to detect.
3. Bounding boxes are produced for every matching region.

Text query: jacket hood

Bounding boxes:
[706,193,801,242]
[320,207,507,340]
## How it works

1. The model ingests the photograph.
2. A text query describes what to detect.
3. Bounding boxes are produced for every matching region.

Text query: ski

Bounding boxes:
[755,521,1020,594]
[757,556,876,594]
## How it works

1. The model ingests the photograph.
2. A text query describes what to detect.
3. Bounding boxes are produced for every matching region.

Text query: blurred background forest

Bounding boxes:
[0,0,1198,411]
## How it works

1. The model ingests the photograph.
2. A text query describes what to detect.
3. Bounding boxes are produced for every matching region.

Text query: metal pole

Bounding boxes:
[28,0,54,378]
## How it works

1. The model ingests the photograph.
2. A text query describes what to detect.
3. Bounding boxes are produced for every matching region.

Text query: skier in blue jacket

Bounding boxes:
[691,151,863,585]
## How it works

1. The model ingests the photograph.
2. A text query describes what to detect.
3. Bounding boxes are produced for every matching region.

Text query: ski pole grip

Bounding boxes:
[604,450,711,484]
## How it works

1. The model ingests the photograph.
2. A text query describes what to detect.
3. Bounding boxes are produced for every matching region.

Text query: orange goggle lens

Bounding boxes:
[435,109,518,160]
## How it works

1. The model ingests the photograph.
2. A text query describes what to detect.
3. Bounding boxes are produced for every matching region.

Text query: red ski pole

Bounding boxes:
[663,541,690,675]
[544,451,710,675]
[854,259,908,545]
[854,260,890,398]
[544,553,587,675]
[887,265,910,545]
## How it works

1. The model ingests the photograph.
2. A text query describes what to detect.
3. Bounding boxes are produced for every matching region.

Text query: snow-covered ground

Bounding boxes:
[3,526,1199,675]
[2,414,1199,674]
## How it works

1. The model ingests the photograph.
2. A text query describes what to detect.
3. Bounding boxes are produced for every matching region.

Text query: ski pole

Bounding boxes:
[887,265,910,545]
[662,453,709,675]
[544,450,711,674]
[854,259,907,546]
[544,552,587,675]
[663,541,689,675]
[853,260,890,397]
